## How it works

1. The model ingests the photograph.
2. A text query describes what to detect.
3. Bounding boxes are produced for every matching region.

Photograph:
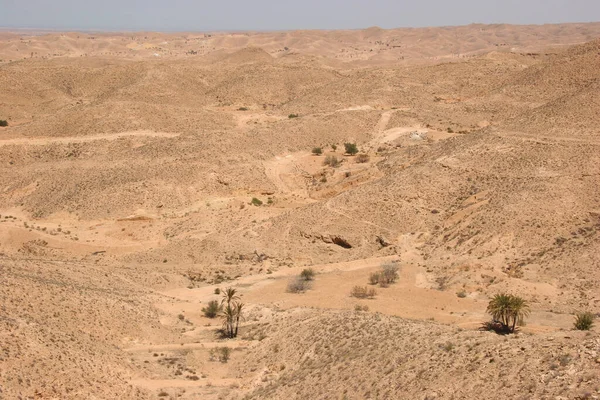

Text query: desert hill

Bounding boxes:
[1,23,599,399]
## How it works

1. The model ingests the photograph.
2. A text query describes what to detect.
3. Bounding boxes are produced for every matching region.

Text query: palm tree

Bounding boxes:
[219,287,244,338]
[221,287,240,307]
[486,293,530,333]
[221,303,237,338]
[234,302,245,337]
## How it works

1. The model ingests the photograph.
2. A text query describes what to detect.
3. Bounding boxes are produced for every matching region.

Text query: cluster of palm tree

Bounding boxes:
[486,293,530,334]
[220,287,244,338]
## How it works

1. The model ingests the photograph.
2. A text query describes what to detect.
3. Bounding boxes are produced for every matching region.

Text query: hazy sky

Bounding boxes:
[1,0,599,31]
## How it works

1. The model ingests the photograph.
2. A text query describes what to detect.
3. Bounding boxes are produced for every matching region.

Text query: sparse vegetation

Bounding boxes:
[312,147,323,156]
[574,311,595,331]
[344,142,359,155]
[300,268,315,281]
[323,155,341,167]
[369,263,399,287]
[485,293,530,334]
[350,285,376,299]
[287,277,311,293]
[356,153,370,163]
[202,300,221,318]
[210,347,231,363]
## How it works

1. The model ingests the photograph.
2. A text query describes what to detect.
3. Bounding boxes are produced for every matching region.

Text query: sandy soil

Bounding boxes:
[1,25,599,400]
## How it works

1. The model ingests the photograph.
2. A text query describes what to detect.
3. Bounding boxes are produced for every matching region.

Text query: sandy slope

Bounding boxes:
[1,25,599,399]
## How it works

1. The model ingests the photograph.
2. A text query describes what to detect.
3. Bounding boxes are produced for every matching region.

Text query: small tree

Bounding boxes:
[312,147,323,156]
[574,311,595,331]
[344,143,359,155]
[202,300,221,318]
[486,293,530,334]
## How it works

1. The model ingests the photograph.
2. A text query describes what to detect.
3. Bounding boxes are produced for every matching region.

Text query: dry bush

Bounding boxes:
[369,263,399,287]
[209,347,231,363]
[300,268,315,281]
[356,153,370,163]
[287,277,311,293]
[369,272,381,285]
[323,155,341,168]
[351,285,376,299]
[354,304,369,312]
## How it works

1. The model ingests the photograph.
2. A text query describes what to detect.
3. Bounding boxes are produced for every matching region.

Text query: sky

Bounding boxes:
[1,0,599,31]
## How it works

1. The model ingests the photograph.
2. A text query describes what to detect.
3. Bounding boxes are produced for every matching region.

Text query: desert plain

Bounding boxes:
[1,23,600,399]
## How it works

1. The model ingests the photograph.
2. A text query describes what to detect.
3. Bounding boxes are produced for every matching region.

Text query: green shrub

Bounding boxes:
[0,120,7,127]
[288,113,299,119]
[300,268,315,281]
[251,197,263,206]
[331,144,337,151]
[574,311,595,331]
[238,107,249,111]
[344,143,359,155]
[312,147,323,156]
[201,300,221,318]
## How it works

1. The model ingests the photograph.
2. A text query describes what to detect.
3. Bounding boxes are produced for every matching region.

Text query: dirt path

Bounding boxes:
[124,341,252,353]
[375,110,395,133]
[130,378,239,389]
[0,130,180,146]
[497,131,600,145]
